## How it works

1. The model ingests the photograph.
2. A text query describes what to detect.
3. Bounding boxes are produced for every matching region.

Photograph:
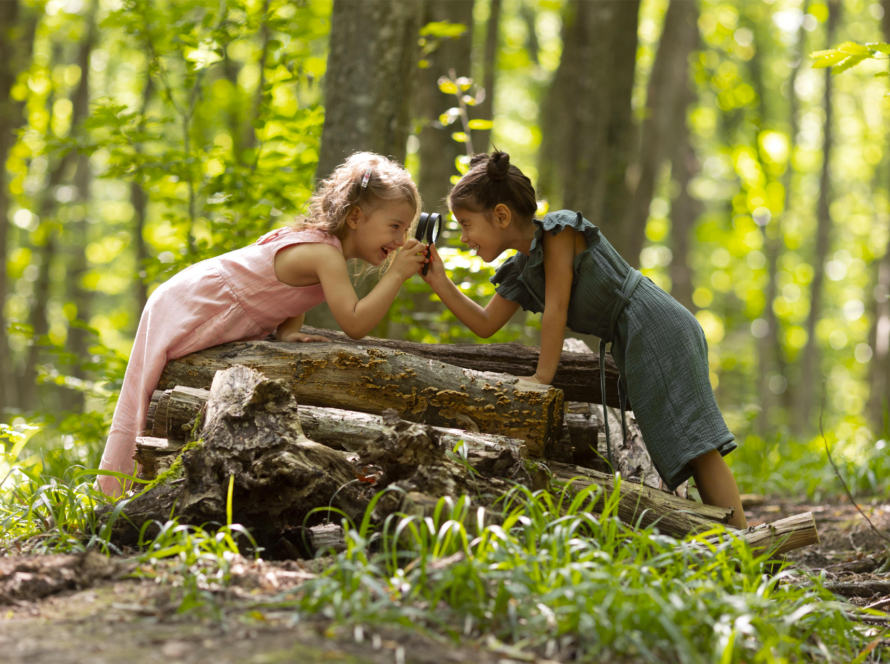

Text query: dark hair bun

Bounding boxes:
[469,153,489,169]
[487,151,511,182]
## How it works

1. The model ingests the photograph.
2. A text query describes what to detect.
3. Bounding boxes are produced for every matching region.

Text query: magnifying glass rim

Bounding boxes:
[416,212,442,244]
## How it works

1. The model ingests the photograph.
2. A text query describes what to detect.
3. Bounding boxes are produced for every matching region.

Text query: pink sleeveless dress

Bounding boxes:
[97,228,341,496]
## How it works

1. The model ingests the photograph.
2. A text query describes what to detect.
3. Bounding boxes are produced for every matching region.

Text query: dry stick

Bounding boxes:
[820,380,890,547]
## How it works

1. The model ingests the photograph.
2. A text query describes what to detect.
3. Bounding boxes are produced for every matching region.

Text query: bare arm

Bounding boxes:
[279,241,426,339]
[534,229,576,383]
[421,244,520,338]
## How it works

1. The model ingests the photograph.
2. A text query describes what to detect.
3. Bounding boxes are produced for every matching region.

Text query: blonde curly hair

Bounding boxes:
[296,153,421,270]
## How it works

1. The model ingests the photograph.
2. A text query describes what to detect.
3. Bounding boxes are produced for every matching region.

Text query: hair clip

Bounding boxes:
[360,168,372,189]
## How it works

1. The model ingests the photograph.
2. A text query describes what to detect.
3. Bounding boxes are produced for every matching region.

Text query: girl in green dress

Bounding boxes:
[421,151,747,529]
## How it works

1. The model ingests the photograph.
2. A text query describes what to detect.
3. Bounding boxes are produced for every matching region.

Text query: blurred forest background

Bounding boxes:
[1,0,889,498]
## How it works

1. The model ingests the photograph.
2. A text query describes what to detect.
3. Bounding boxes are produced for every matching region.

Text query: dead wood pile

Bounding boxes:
[107,336,819,560]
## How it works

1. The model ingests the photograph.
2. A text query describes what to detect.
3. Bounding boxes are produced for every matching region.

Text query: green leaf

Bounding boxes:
[812,52,847,69]
[420,21,467,39]
[875,71,889,78]
[467,119,493,130]
[451,132,469,143]
[438,78,458,95]
[837,41,872,55]
[867,42,890,54]
[832,54,867,75]
[810,49,842,59]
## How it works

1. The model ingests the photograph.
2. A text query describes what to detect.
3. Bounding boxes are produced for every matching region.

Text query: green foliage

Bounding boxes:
[812,41,890,81]
[286,485,872,662]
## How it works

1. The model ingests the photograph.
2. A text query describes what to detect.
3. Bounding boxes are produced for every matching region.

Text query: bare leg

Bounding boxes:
[688,450,748,529]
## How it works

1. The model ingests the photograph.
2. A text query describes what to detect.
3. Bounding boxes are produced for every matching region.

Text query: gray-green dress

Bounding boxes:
[490,210,736,490]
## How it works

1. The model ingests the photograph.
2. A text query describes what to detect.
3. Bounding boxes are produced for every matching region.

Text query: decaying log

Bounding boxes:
[159,340,564,456]
[732,513,820,557]
[110,365,367,544]
[296,325,626,407]
[544,461,733,540]
[139,387,526,481]
[824,580,890,599]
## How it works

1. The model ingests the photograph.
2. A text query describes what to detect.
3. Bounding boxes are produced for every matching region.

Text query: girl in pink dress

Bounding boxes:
[97,153,426,496]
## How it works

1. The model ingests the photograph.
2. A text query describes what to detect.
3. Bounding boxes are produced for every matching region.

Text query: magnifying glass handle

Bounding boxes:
[422,242,432,276]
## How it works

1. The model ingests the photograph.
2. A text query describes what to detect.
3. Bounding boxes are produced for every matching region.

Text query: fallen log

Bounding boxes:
[159,340,564,456]
[139,387,525,481]
[296,325,626,407]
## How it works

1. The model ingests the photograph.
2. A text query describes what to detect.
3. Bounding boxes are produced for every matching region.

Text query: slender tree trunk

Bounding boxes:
[869,0,890,437]
[307,0,422,334]
[625,0,698,269]
[542,0,640,259]
[476,0,501,153]
[757,3,807,432]
[132,77,154,316]
[416,0,474,212]
[796,0,839,434]
[0,2,37,414]
[64,1,98,411]
[668,91,699,314]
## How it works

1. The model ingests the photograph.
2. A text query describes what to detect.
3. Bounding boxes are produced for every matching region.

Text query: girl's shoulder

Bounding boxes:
[256,226,342,249]
[537,210,599,238]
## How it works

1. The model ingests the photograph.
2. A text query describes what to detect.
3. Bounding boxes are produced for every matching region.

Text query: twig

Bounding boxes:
[820,381,890,547]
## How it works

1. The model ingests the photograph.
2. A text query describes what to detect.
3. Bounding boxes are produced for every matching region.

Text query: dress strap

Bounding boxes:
[599,267,643,471]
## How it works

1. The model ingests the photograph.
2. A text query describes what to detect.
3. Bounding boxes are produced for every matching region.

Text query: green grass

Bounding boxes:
[2,418,889,661]
[282,484,880,663]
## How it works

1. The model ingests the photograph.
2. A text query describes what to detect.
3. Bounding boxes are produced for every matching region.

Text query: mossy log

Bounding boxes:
[295,325,626,407]
[159,340,564,456]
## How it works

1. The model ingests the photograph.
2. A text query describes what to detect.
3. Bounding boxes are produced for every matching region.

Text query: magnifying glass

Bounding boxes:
[415,212,442,276]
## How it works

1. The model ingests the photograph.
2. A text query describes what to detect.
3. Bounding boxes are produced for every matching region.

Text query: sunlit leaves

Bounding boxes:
[811,41,890,77]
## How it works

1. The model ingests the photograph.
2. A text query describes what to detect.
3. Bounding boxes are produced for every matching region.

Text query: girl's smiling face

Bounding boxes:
[348,200,417,265]
[453,208,510,262]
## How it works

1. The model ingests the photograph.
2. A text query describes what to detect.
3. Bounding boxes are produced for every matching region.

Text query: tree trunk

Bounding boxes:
[306,0,421,332]
[159,340,565,456]
[316,0,421,178]
[796,0,839,434]
[668,101,699,314]
[416,0,474,211]
[625,0,698,268]
[870,0,890,436]
[298,324,626,406]
[542,0,640,259]
[0,2,37,413]
[476,0,501,153]
[63,0,98,411]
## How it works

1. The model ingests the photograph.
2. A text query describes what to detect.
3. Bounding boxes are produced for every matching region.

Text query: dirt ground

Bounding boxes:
[1,497,888,664]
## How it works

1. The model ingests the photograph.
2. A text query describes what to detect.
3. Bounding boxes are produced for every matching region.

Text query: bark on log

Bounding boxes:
[159,340,564,456]
[110,366,368,544]
[545,461,733,540]
[144,386,524,458]
[297,325,625,407]
[728,512,820,557]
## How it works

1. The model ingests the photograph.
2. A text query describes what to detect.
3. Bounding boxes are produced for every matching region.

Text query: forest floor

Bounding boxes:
[1,496,888,664]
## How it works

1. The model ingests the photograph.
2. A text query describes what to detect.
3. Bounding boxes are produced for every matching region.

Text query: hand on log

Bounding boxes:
[294,325,626,408]
[159,340,564,456]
